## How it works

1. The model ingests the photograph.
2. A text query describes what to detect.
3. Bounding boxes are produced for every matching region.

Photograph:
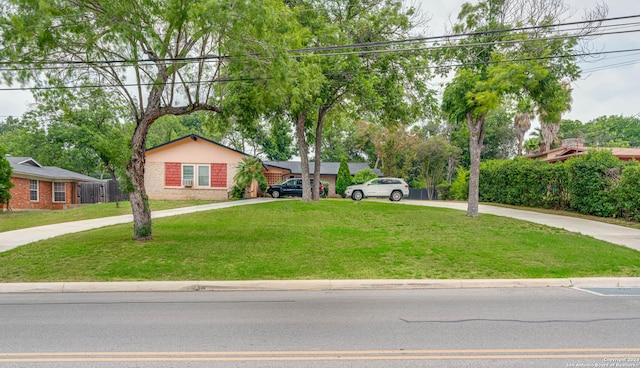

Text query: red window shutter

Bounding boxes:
[211,163,227,187]
[165,162,182,186]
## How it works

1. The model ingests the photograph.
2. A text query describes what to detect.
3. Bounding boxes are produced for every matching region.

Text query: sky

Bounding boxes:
[1,0,639,124]
[412,0,640,123]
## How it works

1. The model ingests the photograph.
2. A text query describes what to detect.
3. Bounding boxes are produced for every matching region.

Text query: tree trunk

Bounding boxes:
[514,113,531,156]
[312,106,329,200]
[467,112,486,217]
[295,110,312,201]
[541,122,560,152]
[127,117,154,240]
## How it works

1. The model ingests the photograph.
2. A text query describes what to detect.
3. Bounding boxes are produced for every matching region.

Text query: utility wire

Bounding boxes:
[0,14,638,69]
[1,25,639,74]
[2,47,640,92]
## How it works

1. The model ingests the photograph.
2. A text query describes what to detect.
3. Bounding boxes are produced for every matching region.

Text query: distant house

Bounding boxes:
[145,134,259,200]
[263,161,382,198]
[528,138,640,163]
[3,156,101,211]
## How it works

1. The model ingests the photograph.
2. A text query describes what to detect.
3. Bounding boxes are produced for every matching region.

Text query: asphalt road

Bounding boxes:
[1,288,639,367]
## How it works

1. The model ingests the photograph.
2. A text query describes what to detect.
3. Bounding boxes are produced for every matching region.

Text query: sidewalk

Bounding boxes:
[0,198,277,253]
[2,198,640,293]
[2,277,640,293]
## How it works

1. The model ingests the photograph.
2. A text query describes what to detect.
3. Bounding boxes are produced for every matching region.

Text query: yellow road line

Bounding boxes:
[0,349,639,362]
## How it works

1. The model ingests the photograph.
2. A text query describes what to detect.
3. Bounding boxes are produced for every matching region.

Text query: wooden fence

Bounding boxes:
[78,179,128,204]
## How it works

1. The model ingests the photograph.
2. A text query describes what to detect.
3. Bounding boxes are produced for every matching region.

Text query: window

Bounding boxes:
[197,165,210,187]
[53,182,66,202]
[182,165,194,186]
[30,180,39,201]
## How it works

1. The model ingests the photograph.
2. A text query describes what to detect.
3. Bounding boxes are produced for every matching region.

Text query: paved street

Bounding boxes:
[1,288,639,367]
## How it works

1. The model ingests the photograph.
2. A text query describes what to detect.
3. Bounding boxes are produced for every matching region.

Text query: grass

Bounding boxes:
[0,200,211,232]
[1,200,639,282]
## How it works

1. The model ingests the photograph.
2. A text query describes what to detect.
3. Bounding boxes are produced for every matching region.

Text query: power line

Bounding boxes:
[1,14,638,70]
[1,24,639,75]
[2,47,640,93]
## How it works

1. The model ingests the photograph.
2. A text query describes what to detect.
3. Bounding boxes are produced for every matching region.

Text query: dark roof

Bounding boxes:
[146,133,252,157]
[6,156,101,182]
[264,161,382,176]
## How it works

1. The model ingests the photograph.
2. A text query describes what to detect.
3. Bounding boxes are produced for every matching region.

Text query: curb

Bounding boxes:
[2,277,640,293]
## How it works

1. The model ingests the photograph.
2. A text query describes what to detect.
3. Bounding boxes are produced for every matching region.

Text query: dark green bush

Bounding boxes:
[565,151,624,217]
[612,163,640,221]
[436,181,452,200]
[472,150,637,222]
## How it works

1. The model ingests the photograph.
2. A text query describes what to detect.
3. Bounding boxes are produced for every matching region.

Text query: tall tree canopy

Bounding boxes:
[441,0,605,217]
[558,115,640,148]
[0,0,297,239]
[276,0,436,200]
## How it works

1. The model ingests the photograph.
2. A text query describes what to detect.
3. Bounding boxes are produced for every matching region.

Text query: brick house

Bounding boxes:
[145,134,259,200]
[4,156,101,211]
[263,161,382,198]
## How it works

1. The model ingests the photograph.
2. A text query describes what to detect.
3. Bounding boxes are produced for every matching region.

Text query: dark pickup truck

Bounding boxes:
[266,178,325,198]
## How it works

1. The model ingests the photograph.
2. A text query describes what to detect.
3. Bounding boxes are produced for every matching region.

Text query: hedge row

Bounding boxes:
[450,151,640,222]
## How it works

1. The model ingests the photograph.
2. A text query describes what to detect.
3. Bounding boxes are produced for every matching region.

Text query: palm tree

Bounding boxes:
[514,112,532,156]
[233,157,267,199]
[523,137,540,155]
[539,79,572,152]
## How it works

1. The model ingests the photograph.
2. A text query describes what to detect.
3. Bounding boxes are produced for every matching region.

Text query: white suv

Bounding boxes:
[345,178,410,201]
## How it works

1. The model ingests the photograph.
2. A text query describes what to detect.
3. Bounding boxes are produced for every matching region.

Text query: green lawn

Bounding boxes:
[2,200,639,282]
[0,200,211,232]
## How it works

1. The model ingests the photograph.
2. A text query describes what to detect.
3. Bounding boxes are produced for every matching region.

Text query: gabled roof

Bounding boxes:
[6,156,101,182]
[146,133,251,157]
[264,161,383,176]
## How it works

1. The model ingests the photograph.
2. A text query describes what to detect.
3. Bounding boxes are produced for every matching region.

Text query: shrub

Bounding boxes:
[335,156,351,196]
[565,151,624,217]
[450,167,469,200]
[612,164,640,221]
[352,169,378,184]
[436,181,452,200]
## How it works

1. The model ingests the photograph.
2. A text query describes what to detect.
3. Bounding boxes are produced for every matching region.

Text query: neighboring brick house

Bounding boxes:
[263,161,382,198]
[145,134,259,200]
[3,156,101,211]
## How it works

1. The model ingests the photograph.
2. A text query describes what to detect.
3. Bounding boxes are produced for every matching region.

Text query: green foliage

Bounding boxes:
[352,169,379,185]
[321,181,329,198]
[450,167,469,200]
[0,145,14,206]
[233,157,268,199]
[475,151,640,222]
[565,150,625,217]
[558,115,640,148]
[436,181,452,200]
[229,184,247,200]
[414,134,461,198]
[335,156,352,196]
[612,165,640,222]
[440,0,600,214]
[478,158,568,209]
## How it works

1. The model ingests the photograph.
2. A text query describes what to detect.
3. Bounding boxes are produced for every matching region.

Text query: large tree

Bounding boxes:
[0,0,295,239]
[441,0,605,217]
[284,0,435,200]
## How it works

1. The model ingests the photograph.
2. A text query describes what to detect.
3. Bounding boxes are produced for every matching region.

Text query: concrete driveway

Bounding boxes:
[397,200,640,252]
